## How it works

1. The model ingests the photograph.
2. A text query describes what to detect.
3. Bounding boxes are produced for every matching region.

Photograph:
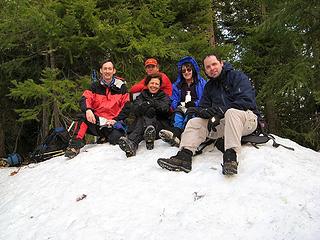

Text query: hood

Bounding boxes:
[175,56,202,85]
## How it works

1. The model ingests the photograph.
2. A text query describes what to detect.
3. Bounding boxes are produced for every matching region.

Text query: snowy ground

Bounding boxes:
[1,135,320,240]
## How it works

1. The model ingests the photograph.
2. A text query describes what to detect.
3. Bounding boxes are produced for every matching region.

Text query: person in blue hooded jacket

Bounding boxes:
[158,53,260,176]
[159,56,207,147]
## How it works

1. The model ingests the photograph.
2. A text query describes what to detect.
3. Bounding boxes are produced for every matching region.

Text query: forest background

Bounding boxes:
[0,0,319,158]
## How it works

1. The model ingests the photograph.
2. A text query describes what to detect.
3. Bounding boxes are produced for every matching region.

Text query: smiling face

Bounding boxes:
[147,77,161,94]
[181,63,193,83]
[100,61,116,83]
[204,55,223,78]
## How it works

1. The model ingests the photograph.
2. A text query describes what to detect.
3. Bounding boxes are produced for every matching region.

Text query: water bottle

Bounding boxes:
[185,91,191,103]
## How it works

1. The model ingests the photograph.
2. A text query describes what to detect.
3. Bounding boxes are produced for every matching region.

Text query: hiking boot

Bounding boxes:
[118,137,137,157]
[159,129,180,147]
[221,148,238,175]
[157,148,193,173]
[143,125,156,150]
[65,139,85,159]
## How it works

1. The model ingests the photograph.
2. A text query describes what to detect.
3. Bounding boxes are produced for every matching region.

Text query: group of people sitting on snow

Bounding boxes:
[65,53,260,176]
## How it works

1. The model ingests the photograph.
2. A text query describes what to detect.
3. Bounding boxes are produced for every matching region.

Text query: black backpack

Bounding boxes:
[29,127,70,162]
[195,119,294,155]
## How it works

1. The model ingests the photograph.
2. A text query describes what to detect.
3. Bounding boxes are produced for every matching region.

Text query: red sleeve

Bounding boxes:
[130,78,147,93]
[82,90,94,109]
[160,72,172,96]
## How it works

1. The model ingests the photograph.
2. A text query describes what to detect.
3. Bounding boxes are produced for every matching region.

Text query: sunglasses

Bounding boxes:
[182,68,192,74]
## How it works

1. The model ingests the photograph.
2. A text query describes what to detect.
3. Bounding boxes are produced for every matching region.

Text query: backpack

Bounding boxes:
[29,127,70,162]
[195,119,294,155]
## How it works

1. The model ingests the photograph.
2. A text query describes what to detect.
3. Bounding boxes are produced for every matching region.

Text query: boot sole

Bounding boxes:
[144,126,156,150]
[64,148,80,159]
[159,131,180,147]
[119,138,136,157]
[157,158,190,173]
[221,162,238,175]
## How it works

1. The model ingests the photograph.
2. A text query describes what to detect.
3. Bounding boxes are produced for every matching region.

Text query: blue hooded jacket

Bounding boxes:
[170,56,207,110]
[200,62,260,117]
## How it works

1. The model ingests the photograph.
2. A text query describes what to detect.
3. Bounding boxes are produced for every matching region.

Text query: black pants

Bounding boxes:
[128,116,170,145]
[74,114,125,145]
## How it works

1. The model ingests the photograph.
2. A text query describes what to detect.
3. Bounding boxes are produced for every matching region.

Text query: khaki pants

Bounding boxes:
[180,108,258,154]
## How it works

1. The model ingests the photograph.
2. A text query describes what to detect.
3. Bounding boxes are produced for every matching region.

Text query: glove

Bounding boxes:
[207,115,220,132]
[198,106,223,119]
[185,101,195,108]
[152,101,163,111]
[185,107,198,116]
[145,107,156,118]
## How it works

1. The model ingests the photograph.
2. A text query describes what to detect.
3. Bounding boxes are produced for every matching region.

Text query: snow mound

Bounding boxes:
[1,135,320,240]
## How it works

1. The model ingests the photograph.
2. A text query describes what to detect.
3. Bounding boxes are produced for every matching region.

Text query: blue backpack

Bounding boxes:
[29,127,70,162]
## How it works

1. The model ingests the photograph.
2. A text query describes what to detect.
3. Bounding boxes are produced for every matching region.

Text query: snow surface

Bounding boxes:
[1,135,320,240]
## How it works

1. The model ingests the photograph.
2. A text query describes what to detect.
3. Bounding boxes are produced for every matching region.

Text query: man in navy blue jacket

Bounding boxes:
[158,53,260,175]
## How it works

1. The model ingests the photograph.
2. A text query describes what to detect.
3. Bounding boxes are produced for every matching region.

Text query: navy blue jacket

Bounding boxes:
[200,62,260,117]
[171,56,207,110]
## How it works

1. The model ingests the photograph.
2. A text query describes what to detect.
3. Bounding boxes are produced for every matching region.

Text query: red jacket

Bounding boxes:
[130,72,172,96]
[80,77,130,120]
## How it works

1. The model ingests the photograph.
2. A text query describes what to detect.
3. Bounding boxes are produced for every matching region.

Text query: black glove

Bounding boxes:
[145,107,156,118]
[198,106,223,119]
[185,101,195,108]
[152,101,163,111]
[185,107,198,116]
[207,115,220,132]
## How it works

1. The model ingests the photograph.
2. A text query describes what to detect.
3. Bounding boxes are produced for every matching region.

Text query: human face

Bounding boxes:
[100,61,116,82]
[147,78,161,94]
[204,55,223,78]
[145,64,159,76]
[181,65,193,81]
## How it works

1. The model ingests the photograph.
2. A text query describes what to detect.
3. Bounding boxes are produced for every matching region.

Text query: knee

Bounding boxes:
[225,108,247,121]
[185,117,207,129]
[108,130,124,145]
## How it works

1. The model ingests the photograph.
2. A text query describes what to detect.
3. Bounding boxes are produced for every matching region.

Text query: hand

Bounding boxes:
[185,101,195,108]
[207,115,220,132]
[185,107,198,116]
[106,119,116,127]
[145,107,156,118]
[86,109,96,124]
[198,106,222,119]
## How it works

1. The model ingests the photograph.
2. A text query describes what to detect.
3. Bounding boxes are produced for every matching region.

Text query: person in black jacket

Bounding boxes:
[157,53,260,175]
[119,74,171,157]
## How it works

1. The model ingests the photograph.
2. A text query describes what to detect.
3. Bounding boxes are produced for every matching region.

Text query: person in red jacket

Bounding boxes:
[130,58,172,97]
[65,59,130,158]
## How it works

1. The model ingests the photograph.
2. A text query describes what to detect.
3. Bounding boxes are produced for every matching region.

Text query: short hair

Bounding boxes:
[202,53,222,64]
[99,59,115,69]
[145,74,162,86]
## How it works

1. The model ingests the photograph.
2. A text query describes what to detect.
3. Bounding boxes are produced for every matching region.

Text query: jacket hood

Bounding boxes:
[175,56,202,85]
[222,62,233,72]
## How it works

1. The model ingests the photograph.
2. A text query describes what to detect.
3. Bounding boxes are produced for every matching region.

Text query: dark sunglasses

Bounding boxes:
[182,68,192,74]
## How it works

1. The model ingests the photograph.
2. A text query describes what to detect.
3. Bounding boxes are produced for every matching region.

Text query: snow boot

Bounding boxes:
[118,137,137,157]
[159,129,180,147]
[157,148,193,173]
[222,148,238,175]
[65,138,85,159]
[144,125,156,150]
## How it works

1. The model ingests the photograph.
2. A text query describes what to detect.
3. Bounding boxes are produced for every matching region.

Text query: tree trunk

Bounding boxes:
[53,100,62,128]
[0,120,5,157]
[209,2,216,47]
[41,100,50,142]
[265,99,278,133]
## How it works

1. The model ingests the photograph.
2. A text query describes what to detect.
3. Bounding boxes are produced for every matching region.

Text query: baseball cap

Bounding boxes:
[144,58,158,66]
